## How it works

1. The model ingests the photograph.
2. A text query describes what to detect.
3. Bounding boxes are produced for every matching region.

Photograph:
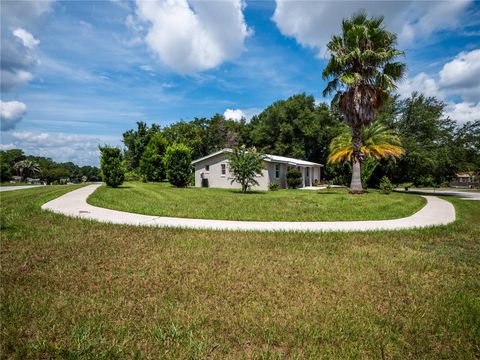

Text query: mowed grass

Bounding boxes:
[87,181,426,221]
[1,186,480,359]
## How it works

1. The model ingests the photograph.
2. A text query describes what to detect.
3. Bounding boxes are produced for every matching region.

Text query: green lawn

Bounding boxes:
[1,186,479,358]
[87,181,426,221]
[0,182,29,186]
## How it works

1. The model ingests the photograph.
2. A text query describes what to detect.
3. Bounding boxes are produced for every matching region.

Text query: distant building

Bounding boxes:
[25,178,41,185]
[10,175,22,182]
[449,172,479,189]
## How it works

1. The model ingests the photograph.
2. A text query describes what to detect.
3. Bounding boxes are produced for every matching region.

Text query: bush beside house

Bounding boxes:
[286,169,302,189]
[164,144,193,187]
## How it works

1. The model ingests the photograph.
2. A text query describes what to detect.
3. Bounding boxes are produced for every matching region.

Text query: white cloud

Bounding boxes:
[272,1,472,57]
[0,100,27,131]
[224,108,245,121]
[397,72,445,100]
[397,49,480,124]
[445,102,480,123]
[135,0,251,73]
[13,28,40,49]
[1,1,52,91]
[398,49,480,103]
[0,1,54,30]
[3,131,120,166]
[438,49,480,103]
[0,69,34,91]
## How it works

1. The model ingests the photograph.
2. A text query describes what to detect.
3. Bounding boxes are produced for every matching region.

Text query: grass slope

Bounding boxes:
[88,182,426,221]
[1,186,479,358]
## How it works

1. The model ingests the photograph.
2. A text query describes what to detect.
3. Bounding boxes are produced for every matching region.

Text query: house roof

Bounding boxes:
[263,154,323,167]
[191,148,233,164]
[191,148,323,167]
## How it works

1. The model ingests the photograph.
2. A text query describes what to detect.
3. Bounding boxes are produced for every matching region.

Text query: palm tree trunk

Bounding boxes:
[350,126,363,194]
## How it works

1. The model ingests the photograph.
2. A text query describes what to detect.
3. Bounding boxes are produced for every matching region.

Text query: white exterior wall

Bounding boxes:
[194,152,271,190]
[267,162,288,189]
[194,151,322,190]
[312,166,321,184]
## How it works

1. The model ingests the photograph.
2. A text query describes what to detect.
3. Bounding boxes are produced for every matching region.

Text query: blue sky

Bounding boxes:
[1,0,479,165]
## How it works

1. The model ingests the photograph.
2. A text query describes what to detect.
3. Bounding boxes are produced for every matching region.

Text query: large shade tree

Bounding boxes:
[323,12,405,193]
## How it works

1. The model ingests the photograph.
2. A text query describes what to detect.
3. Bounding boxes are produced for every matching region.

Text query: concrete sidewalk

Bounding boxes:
[395,188,480,201]
[41,184,456,232]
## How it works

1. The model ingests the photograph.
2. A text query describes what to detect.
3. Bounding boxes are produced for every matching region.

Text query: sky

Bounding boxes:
[1,0,479,166]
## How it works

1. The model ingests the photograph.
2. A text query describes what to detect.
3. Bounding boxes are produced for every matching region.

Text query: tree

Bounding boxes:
[392,93,458,185]
[323,12,405,193]
[122,121,160,170]
[163,144,192,187]
[452,121,480,171]
[328,121,404,163]
[13,160,40,180]
[249,94,342,163]
[0,149,25,181]
[228,146,263,193]
[99,146,125,188]
[139,132,168,181]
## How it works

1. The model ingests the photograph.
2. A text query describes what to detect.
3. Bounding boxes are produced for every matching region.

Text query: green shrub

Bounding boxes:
[268,182,279,191]
[139,133,168,182]
[99,145,125,188]
[163,143,192,187]
[286,168,302,189]
[380,176,394,194]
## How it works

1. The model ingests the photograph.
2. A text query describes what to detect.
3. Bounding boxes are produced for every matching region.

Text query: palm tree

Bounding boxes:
[323,12,405,193]
[13,160,40,180]
[328,121,405,164]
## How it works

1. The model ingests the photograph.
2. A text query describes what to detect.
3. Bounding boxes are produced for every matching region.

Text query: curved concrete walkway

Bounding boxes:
[395,188,480,201]
[41,184,456,232]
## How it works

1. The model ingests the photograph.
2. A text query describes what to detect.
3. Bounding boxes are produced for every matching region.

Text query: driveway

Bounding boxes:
[41,184,456,232]
[0,185,42,192]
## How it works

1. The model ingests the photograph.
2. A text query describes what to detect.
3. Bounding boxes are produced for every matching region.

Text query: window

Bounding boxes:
[205,164,209,171]
[306,167,309,177]
[275,164,280,178]
[221,163,226,176]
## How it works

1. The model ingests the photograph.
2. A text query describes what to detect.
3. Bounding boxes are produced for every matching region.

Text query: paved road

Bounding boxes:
[41,184,456,232]
[395,188,480,201]
[0,185,41,192]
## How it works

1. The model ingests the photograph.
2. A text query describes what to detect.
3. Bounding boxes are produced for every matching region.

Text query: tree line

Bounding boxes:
[106,91,478,189]
[0,148,101,184]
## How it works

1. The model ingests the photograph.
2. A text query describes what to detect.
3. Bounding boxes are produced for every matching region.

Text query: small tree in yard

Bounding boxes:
[286,168,303,189]
[229,146,263,193]
[164,143,192,187]
[379,176,394,194]
[99,145,125,187]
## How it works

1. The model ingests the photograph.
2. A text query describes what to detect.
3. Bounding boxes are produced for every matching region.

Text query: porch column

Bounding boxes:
[309,167,312,187]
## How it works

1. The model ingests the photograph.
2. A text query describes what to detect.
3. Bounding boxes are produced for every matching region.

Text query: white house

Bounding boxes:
[192,148,323,190]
